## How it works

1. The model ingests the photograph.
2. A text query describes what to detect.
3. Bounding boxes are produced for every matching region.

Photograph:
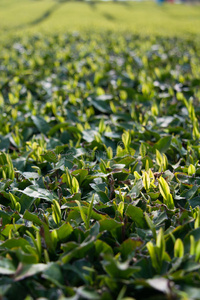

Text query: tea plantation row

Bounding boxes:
[0,32,200,299]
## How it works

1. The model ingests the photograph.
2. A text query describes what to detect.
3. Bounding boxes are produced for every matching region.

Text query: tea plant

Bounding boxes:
[0,31,200,300]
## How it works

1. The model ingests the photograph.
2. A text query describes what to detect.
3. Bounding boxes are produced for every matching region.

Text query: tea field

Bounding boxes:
[1,2,200,300]
[1,0,200,39]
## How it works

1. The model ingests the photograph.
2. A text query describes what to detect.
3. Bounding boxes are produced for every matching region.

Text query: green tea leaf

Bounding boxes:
[126,205,146,228]
[153,136,172,153]
[42,150,58,163]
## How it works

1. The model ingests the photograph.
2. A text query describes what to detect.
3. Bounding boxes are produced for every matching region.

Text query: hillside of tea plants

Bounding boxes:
[0,25,200,300]
[1,0,200,39]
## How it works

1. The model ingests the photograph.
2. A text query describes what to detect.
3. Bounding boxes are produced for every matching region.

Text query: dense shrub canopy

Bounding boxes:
[0,32,200,300]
